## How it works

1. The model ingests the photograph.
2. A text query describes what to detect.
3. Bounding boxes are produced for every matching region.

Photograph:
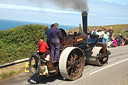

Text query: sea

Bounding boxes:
[0,19,77,31]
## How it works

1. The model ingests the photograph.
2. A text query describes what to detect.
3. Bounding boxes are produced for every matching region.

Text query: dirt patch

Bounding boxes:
[0,61,28,81]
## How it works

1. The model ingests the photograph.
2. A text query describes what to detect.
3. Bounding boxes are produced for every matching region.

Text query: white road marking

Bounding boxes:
[89,58,128,75]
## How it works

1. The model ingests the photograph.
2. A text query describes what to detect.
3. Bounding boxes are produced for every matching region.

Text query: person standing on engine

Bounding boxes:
[50,23,62,63]
[45,24,55,49]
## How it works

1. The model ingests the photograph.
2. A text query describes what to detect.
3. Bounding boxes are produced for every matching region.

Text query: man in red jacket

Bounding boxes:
[39,37,50,54]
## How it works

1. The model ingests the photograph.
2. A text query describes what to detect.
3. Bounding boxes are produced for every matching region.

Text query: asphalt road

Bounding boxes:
[0,46,128,85]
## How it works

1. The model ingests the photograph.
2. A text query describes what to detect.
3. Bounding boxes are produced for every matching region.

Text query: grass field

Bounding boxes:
[66,24,128,37]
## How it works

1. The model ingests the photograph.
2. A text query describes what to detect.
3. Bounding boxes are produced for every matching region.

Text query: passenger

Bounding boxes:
[97,27,104,42]
[102,28,109,47]
[45,24,55,48]
[50,23,62,63]
[115,33,125,46]
[39,37,50,54]
[108,26,114,41]
[38,37,50,59]
[38,37,49,74]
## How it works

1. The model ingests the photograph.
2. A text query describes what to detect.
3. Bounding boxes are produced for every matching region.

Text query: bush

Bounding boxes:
[0,24,48,64]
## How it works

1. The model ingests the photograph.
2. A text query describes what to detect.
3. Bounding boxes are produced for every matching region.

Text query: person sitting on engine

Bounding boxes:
[38,37,51,62]
[38,37,50,55]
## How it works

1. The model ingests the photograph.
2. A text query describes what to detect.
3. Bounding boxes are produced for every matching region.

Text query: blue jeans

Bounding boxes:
[103,38,109,47]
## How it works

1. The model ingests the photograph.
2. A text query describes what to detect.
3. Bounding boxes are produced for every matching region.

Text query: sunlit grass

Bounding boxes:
[0,67,25,80]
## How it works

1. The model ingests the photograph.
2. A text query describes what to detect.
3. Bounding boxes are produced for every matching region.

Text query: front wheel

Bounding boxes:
[99,55,109,65]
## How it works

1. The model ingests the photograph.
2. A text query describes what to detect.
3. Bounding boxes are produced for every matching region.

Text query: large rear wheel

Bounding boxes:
[59,47,85,80]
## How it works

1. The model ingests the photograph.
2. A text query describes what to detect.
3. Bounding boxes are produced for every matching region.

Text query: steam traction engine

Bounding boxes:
[29,11,111,80]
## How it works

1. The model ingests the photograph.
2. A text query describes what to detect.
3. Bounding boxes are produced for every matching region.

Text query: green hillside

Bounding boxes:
[0,24,48,64]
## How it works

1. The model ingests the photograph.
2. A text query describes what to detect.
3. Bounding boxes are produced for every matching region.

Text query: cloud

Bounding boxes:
[103,16,128,20]
[0,3,40,10]
[100,0,128,5]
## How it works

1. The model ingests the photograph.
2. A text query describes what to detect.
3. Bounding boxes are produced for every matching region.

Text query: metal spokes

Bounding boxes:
[59,47,85,80]
[67,50,82,78]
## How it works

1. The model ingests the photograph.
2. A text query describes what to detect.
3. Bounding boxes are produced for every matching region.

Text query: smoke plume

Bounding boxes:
[30,0,88,12]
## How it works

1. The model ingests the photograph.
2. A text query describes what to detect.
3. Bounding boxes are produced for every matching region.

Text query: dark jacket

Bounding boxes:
[50,28,62,45]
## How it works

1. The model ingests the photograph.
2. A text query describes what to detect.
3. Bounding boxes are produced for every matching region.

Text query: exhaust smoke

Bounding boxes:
[30,0,88,12]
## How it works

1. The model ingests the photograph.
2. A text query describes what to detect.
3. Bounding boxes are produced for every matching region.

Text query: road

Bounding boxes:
[0,46,128,85]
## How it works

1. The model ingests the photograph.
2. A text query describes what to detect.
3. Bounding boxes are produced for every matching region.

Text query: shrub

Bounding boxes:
[0,24,48,64]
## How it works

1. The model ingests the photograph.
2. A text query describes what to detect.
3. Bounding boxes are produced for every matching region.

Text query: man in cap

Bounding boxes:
[50,23,62,63]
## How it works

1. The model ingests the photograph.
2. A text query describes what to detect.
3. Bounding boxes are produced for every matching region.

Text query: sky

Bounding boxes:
[0,0,128,26]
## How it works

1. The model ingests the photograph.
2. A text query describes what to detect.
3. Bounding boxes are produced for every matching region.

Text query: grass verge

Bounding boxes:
[0,62,27,81]
[0,67,24,79]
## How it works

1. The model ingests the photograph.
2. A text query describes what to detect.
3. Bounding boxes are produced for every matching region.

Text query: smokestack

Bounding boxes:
[82,11,88,34]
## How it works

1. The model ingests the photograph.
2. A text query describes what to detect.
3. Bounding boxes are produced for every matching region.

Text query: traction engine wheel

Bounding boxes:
[29,53,40,75]
[98,49,109,65]
[99,53,109,65]
[59,47,85,80]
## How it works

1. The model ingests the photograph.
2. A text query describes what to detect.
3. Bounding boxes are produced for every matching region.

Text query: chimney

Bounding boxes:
[82,11,88,34]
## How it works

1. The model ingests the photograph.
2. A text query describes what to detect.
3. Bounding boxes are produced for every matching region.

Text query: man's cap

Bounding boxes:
[54,23,59,26]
